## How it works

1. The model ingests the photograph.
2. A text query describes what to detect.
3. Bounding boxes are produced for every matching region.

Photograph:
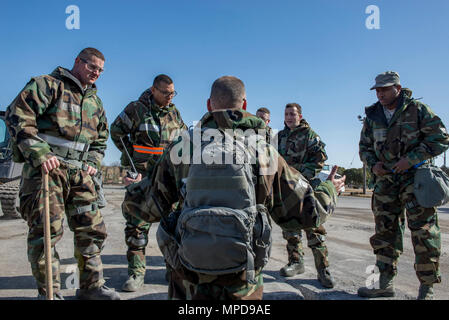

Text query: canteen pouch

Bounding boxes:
[414,165,449,208]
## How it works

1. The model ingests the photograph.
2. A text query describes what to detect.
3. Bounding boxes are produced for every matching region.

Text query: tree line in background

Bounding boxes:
[102,162,449,190]
[339,165,449,190]
[336,167,372,190]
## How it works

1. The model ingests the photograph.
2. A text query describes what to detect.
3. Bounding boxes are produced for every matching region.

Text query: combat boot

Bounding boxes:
[280,259,305,277]
[357,273,395,298]
[76,285,121,300]
[417,284,434,300]
[317,267,335,288]
[121,274,145,292]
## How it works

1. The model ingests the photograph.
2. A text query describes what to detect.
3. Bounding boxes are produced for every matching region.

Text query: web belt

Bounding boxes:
[55,156,88,171]
[67,203,98,215]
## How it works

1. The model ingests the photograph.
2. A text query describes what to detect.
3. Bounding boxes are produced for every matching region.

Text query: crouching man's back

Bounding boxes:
[145,76,345,300]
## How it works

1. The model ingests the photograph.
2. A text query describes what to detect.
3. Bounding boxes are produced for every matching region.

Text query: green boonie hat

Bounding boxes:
[370,71,400,90]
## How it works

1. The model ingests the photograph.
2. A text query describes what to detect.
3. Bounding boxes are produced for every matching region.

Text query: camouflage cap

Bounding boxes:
[370,71,400,90]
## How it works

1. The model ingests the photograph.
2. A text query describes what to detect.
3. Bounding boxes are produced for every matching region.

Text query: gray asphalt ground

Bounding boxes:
[0,185,448,300]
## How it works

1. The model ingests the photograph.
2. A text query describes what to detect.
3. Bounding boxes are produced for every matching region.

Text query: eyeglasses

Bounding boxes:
[154,86,177,98]
[80,58,104,73]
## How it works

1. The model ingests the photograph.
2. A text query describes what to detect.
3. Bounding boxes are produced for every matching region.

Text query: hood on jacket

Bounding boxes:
[50,67,97,95]
[364,88,414,125]
[283,118,310,133]
[199,109,266,131]
[138,88,175,114]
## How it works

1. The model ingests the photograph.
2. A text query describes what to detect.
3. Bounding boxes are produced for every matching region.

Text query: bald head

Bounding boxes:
[209,76,246,110]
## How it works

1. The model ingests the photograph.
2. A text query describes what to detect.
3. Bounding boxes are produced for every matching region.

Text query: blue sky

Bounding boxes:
[1,0,448,167]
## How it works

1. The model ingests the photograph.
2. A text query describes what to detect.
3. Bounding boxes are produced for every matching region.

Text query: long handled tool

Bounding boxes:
[43,169,53,300]
[119,136,139,179]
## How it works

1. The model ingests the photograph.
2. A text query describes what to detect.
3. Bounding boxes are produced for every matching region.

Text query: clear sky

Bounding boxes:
[1,0,448,167]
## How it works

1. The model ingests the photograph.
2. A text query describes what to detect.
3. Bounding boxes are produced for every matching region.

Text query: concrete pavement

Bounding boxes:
[0,186,448,300]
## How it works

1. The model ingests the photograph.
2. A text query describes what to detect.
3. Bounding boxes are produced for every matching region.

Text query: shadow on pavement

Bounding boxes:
[263,291,304,300]
[128,292,168,300]
[0,276,36,290]
[59,254,166,268]
[0,296,37,300]
[262,270,362,300]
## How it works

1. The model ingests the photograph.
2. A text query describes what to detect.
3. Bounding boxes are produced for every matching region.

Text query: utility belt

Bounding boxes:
[38,134,106,210]
[55,156,88,171]
[39,133,90,164]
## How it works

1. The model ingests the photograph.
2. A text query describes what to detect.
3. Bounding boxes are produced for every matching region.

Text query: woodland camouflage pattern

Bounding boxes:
[277,119,327,181]
[110,89,186,277]
[20,163,107,293]
[6,67,108,174]
[144,109,338,300]
[110,89,186,175]
[359,89,449,285]
[5,66,109,293]
[277,119,329,269]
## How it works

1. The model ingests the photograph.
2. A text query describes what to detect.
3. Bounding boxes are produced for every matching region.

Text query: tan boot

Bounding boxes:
[317,267,335,288]
[122,274,145,292]
[358,273,395,298]
[280,259,305,277]
[76,285,121,300]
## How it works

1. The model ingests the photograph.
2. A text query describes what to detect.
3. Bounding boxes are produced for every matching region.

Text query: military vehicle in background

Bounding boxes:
[101,165,126,185]
[0,110,23,219]
[0,107,126,219]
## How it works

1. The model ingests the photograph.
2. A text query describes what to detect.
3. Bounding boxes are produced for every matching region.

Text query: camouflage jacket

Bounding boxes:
[265,125,274,145]
[145,109,338,232]
[110,89,187,175]
[277,119,328,181]
[6,67,108,178]
[359,89,449,174]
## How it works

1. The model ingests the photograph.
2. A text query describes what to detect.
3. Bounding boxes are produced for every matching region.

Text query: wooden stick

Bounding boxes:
[43,170,53,300]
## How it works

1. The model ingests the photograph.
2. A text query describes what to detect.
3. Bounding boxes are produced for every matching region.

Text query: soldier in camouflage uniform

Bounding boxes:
[276,103,335,288]
[110,74,186,291]
[255,107,276,213]
[144,76,346,300]
[358,71,449,300]
[256,107,273,143]
[5,48,120,300]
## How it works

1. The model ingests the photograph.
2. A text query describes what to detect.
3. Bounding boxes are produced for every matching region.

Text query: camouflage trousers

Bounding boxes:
[282,224,329,270]
[19,163,107,294]
[168,266,264,300]
[122,177,154,276]
[371,173,441,285]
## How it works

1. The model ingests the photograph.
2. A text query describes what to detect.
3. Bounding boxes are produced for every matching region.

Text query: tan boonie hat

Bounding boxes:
[370,71,400,90]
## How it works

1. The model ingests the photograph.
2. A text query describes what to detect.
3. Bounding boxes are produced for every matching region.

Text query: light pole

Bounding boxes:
[358,115,367,194]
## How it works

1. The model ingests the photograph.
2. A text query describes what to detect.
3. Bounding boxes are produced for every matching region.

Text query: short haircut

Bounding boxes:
[256,107,270,115]
[153,74,173,87]
[77,47,105,61]
[210,76,245,110]
[285,103,302,115]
